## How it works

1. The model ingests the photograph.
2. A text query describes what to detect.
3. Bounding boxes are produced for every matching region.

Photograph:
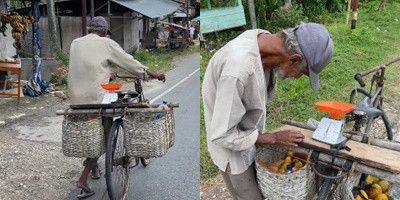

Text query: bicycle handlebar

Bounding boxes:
[354,73,366,87]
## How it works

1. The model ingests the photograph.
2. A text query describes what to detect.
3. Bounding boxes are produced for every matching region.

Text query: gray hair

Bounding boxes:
[280,28,308,70]
[88,27,107,34]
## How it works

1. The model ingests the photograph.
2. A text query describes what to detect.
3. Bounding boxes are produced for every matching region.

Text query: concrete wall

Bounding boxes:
[0,24,16,58]
[110,16,124,49]
[0,0,16,58]
[20,58,59,82]
[123,12,143,53]
[18,17,54,58]
[59,16,83,54]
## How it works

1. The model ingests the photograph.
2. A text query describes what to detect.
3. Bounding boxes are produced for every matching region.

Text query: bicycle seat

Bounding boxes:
[353,97,383,118]
[117,90,139,99]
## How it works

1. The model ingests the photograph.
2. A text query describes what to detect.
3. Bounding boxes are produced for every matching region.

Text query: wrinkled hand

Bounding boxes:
[270,129,305,147]
[157,73,166,82]
[147,70,166,82]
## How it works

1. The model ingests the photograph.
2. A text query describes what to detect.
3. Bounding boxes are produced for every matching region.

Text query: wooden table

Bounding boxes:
[0,62,21,104]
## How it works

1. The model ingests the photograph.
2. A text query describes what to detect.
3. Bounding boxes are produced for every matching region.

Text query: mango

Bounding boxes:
[355,195,363,200]
[374,193,388,200]
[366,175,380,186]
[378,180,390,193]
[286,150,294,157]
[360,189,369,199]
[369,184,383,199]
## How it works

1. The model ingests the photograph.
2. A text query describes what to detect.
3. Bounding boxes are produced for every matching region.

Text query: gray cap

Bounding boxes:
[88,16,111,35]
[294,23,334,91]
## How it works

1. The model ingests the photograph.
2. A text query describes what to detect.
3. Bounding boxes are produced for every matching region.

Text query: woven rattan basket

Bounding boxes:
[327,172,360,200]
[255,145,316,200]
[124,108,175,158]
[62,113,105,158]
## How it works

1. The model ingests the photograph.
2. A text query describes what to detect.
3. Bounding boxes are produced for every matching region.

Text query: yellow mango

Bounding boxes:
[369,183,383,199]
[366,175,380,186]
[286,150,294,157]
[378,180,390,193]
[374,193,388,200]
[284,156,292,164]
[355,195,363,200]
[360,189,369,199]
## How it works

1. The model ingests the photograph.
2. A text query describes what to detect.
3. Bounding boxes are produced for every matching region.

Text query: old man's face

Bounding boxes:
[277,54,308,80]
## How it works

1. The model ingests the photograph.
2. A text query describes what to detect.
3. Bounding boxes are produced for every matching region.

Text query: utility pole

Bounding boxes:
[248,0,256,28]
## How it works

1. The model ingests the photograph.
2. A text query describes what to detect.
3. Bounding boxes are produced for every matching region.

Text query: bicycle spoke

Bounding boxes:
[112,125,129,199]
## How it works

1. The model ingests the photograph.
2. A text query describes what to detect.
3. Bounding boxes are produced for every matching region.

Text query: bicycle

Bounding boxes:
[66,75,178,200]
[314,57,400,199]
[348,57,400,141]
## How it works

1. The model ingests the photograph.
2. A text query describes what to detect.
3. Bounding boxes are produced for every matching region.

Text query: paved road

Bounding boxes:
[62,53,201,200]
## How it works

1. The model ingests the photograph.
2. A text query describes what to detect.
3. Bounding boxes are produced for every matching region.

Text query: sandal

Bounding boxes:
[76,185,95,199]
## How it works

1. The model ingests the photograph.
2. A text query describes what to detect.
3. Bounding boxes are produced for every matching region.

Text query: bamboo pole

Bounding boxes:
[282,120,400,152]
[56,103,179,115]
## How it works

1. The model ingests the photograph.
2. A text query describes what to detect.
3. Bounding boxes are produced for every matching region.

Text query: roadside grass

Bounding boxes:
[200,1,400,180]
[134,45,199,73]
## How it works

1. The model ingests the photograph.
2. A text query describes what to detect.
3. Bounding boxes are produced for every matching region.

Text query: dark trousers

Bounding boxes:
[83,116,113,168]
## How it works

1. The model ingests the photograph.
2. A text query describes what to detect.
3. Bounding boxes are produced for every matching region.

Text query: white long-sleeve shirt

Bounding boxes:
[68,34,148,105]
[202,29,276,175]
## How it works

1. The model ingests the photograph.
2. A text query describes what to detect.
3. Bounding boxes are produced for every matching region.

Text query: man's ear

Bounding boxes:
[290,54,303,65]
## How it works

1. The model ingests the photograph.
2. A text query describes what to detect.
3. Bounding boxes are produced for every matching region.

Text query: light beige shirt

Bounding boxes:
[202,29,276,175]
[68,34,148,104]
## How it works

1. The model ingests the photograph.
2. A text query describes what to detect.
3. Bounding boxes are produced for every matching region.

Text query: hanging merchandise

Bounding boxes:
[24,0,49,97]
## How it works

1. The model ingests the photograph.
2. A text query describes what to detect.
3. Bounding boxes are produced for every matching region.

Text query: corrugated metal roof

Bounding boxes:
[198,5,246,34]
[111,0,180,19]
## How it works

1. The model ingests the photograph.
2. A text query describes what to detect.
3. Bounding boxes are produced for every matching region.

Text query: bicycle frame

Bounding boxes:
[353,57,400,134]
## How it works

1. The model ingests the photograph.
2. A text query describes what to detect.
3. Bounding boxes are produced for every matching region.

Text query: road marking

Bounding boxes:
[150,68,200,104]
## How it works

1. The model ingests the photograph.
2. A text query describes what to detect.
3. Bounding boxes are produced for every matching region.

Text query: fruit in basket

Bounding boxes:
[360,189,369,199]
[258,160,269,169]
[294,159,303,169]
[284,156,292,164]
[280,162,288,172]
[267,160,284,173]
[366,175,380,186]
[355,194,363,200]
[378,180,390,193]
[374,193,388,200]
[369,184,383,199]
[262,151,307,174]
[286,150,294,157]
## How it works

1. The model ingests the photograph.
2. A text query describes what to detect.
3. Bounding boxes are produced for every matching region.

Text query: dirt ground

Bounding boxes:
[0,94,85,200]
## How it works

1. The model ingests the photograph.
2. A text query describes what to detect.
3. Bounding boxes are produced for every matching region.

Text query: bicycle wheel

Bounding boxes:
[105,119,131,200]
[349,88,393,140]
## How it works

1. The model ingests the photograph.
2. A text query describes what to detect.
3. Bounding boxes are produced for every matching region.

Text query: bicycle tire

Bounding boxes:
[105,119,130,200]
[349,88,393,140]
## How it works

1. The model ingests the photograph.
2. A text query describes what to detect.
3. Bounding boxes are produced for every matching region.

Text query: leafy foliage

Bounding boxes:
[266,4,308,32]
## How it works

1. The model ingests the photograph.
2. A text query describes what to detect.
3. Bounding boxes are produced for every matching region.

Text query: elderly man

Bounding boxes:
[68,16,164,198]
[202,23,334,200]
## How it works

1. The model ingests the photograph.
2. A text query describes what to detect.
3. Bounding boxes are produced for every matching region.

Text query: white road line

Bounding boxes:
[150,68,200,104]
